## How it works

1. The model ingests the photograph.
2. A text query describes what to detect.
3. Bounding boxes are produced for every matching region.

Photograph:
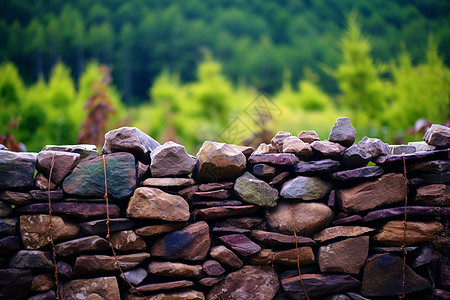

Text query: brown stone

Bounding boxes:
[298,130,320,143]
[282,136,313,159]
[251,230,316,246]
[337,173,406,213]
[207,265,279,300]
[318,236,369,274]
[311,140,347,158]
[200,276,224,287]
[136,161,150,182]
[148,261,203,277]
[31,274,54,292]
[193,200,243,208]
[0,217,17,235]
[218,234,261,256]
[424,124,450,147]
[252,163,277,178]
[135,223,187,237]
[151,221,211,261]
[193,189,231,199]
[271,131,293,152]
[150,141,196,177]
[16,202,121,219]
[110,230,146,251]
[74,253,150,275]
[269,171,291,186]
[193,205,258,221]
[194,141,246,182]
[147,290,205,300]
[313,226,376,243]
[29,189,63,201]
[36,150,80,184]
[415,184,450,205]
[0,190,33,205]
[249,247,315,267]
[20,214,80,250]
[229,144,254,157]
[0,201,12,217]
[133,280,194,293]
[55,235,109,256]
[126,187,189,221]
[267,201,334,236]
[215,217,263,230]
[9,250,54,269]
[203,260,225,276]
[61,277,120,300]
[254,143,277,154]
[210,245,243,268]
[372,221,444,246]
[142,177,195,188]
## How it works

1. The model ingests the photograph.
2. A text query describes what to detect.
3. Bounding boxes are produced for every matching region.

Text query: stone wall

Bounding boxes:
[0,120,449,300]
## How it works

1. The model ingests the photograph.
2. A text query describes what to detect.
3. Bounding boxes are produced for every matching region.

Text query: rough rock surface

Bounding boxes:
[298,130,320,143]
[342,145,372,169]
[424,124,450,147]
[267,201,334,236]
[293,159,342,175]
[331,166,384,181]
[102,126,160,163]
[61,277,120,300]
[311,140,347,159]
[150,141,196,177]
[80,218,135,235]
[207,266,279,300]
[43,144,98,163]
[329,117,356,147]
[248,153,299,165]
[142,177,195,188]
[234,171,279,207]
[127,187,189,221]
[356,137,389,157]
[271,131,292,152]
[193,205,258,220]
[194,141,246,182]
[151,221,211,261]
[119,268,148,285]
[313,226,375,243]
[148,261,203,277]
[281,176,332,200]
[252,163,276,178]
[218,234,261,256]
[9,250,54,269]
[372,220,444,246]
[74,253,150,274]
[135,223,187,237]
[110,230,146,251]
[55,235,109,256]
[0,268,32,300]
[36,150,80,184]
[415,184,450,205]
[209,245,243,268]
[0,191,33,205]
[20,214,80,249]
[282,136,313,159]
[63,152,136,199]
[337,173,405,213]
[31,274,54,292]
[249,247,315,267]
[318,236,369,274]
[251,230,316,246]
[16,202,121,219]
[253,143,277,154]
[203,260,225,276]
[361,253,429,296]
[0,151,36,188]
[133,280,194,293]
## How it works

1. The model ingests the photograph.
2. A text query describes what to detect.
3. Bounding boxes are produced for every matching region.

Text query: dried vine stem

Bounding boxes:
[102,155,147,298]
[48,152,60,300]
[291,206,310,300]
[400,153,408,299]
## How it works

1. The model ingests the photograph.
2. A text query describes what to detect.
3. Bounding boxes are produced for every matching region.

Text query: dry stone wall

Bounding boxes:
[0,120,449,300]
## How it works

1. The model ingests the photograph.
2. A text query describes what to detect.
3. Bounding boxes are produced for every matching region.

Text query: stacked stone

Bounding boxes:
[0,122,448,300]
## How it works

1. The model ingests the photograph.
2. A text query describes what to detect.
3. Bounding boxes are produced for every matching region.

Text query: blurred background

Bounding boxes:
[0,0,449,153]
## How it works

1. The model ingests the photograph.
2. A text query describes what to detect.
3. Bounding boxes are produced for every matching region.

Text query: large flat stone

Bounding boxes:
[293,159,342,175]
[361,253,429,296]
[207,265,279,300]
[330,166,384,181]
[234,171,279,207]
[62,152,136,199]
[55,235,109,256]
[80,218,135,235]
[0,151,36,188]
[218,234,261,256]
[135,223,187,237]
[373,148,449,165]
[102,126,160,163]
[337,173,406,213]
[61,277,120,300]
[142,177,195,188]
[126,187,189,221]
[362,206,449,222]
[151,221,211,261]
[313,226,375,243]
[20,214,79,249]
[193,205,258,220]
[132,280,194,293]
[148,261,203,277]
[415,184,450,205]
[251,230,316,246]
[74,253,150,274]
[248,153,299,165]
[249,247,315,267]
[43,144,98,163]
[0,191,33,205]
[16,202,121,219]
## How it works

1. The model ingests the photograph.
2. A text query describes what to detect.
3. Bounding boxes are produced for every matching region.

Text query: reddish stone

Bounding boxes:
[16,202,120,219]
[135,223,187,237]
[203,260,225,276]
[218,234,261,256]
[36,150,80,185]
[54,236,110,256]
[193,189,231,199]
[248,153,299,165]
[210,245,243,269]
[132,280,194,293]
[193,205,259,220]
[251,230,316,247]
[250,247,315,267]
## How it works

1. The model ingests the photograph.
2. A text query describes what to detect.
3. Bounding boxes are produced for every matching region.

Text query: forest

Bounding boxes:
[0,0,449,152]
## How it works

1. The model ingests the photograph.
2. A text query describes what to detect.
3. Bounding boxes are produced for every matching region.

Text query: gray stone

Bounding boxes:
[408,141,436,152]
[150,141,196,177]
[342,145,372,169]
[356,136,389,157]
[282,136,313,159]
[0,217,17,235]
[119,268,148,285]
[424,124,450,147]
[102,126,160,163]
[389,145,416,155]
[36,150,80,184]
[0,151,36,188]
[298,130,320,143]
[9,250,54,269]
[281,176,332,200]
[234,171,279,207]
[311,140,347,159]
[293,159,342,175]
[43,144,98,163]
[329,117,356,147]
[252,163,276,178]
[330,166,384,181]
[271,131,292,152]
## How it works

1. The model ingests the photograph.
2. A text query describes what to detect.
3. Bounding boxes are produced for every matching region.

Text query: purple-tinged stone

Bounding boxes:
[198,182,234,191]
[80,218,134,235]
[331,166,384,181]
[281,274,360,300]
[0,268,32,299]
[0,151,36,188]
[432,289,450,300]
[362,206,450,223]
[218,234,261,256]
[371,247,418,253]
[269,171,290,186]
[213,226,250,234]
[102,126,160,163]
[16,202,120,219]
[142,177,195,188]
[62,152,136,199]
[328,117,356,147]
[199,276,224,287]
[119,268,148,285]
[74,253,150,274]
[418,171,450,184]
[271,131,293,152]
[412,246,439,268]
[193,205,259,220]
[407,159,449,174]
[332,215,363,225]
[215,217,263,230]
[136,161,150,182]
[29,189,64,201]
[361,253,430,296]
[313,226,375,243]
[55,236,110,256]
[328,190,336,208]
[408,177,424,186]
[36,150,80,185]
[346,292,370,300]
[252,163,277,178]
[0,191,33,205]
[374,148,449,165]
[298,130,320,144]
[0,236,20,254]
[311,141,347,159]
[150,141,196,177]
[424,124,450,147]
[389,145,416,155]
[0,217,17,235]
[248,153,299,165]
[193,189,231,199]
[251,230,316,247]
[28,290,56,300]
[57,261,73,279]
[293,159,342,174]
[342,145,372,169]
[192,200,243,207]
[203,260,225,276]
